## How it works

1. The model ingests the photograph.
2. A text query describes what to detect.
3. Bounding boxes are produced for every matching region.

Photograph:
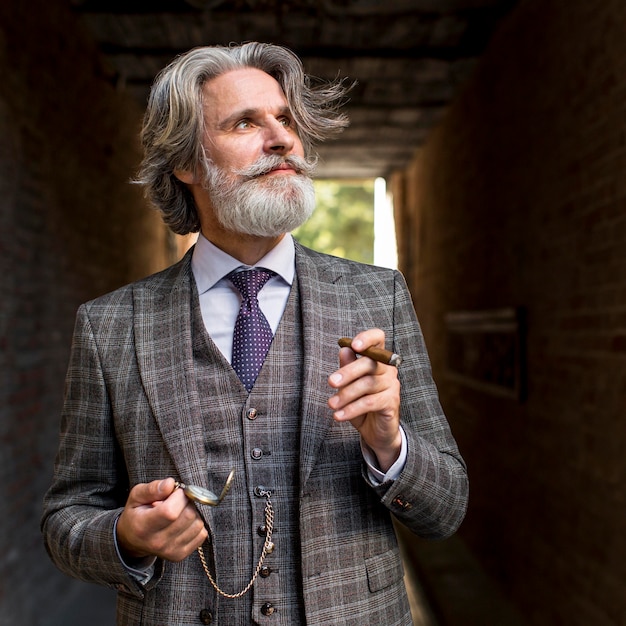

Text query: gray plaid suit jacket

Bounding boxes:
[42,242,468,625]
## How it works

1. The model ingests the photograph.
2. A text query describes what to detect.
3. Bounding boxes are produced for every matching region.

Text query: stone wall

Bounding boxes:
[393,0,626,623]
[0,1,172,622]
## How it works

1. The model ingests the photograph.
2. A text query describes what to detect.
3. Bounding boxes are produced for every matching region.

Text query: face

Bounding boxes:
[202,67,306,174]
[193,68,316,238]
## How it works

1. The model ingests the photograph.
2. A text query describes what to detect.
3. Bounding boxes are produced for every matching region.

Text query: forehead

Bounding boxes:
[201,68,289,124]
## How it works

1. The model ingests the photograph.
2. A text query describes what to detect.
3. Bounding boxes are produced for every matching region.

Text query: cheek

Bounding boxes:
[293,135,305,157]
[220,142,262,171]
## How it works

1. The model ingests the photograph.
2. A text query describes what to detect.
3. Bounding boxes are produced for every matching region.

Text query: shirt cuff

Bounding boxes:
[361,425,408,485]
[113,515,157,586]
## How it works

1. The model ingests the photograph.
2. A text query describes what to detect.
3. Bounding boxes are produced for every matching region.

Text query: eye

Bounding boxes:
[235,119,252,130]
[277,115,292,128]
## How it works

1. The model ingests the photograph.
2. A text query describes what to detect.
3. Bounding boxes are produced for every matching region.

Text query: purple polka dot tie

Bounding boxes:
[228,268,276,392]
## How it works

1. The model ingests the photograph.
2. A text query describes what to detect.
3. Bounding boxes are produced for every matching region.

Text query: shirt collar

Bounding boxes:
[191,232,296,295]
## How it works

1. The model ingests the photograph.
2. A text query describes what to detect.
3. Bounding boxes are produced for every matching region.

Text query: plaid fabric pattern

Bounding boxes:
[42,243,468,625]
[191,274,305,624]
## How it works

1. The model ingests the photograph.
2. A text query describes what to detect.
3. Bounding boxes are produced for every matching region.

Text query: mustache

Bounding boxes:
[233,154,317,179]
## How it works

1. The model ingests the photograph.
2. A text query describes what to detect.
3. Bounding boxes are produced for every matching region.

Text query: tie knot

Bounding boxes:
[228,268,275,300]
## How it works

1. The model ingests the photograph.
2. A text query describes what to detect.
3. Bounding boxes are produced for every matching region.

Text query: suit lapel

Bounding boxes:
[133,251,212,523]
[295,245,356,489]
[133,244,358,514]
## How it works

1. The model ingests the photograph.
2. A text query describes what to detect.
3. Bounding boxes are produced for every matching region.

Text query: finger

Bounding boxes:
[170,507,208,548]
[331,329,391,389]
[150,487,191,524]
[351,329,386,353]
[330,366,400,419]
[119,496,205,561]
[164,523,209,562]
[153,505,208,561]
[329,351,379,390]
[333,380,399,419]
[129,478,177,507]
[338,346,356,368]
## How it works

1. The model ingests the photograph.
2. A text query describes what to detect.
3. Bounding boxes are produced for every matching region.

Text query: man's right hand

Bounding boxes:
[116,477,208,562]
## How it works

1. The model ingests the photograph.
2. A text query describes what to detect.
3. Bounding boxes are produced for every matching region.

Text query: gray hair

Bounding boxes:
[134,42,352,235]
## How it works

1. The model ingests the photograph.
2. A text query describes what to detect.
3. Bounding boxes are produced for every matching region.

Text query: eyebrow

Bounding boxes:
[217,106,293,131]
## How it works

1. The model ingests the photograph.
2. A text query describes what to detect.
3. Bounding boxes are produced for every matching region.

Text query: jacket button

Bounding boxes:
[392,495,413,511]
[261,602,276,616]
[247,408,258,420]
[199,608,213,624]
[254,485,269,497]
[260,566,272,578]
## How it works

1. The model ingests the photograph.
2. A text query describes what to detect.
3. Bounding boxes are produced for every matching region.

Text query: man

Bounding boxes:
[42,42,468,625]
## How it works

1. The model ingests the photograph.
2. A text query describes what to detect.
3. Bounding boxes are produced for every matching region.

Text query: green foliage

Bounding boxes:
[293,179,375,264]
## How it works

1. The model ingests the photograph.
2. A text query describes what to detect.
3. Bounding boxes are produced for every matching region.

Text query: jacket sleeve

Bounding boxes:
[41,302,162,598]
[367,270,469,539]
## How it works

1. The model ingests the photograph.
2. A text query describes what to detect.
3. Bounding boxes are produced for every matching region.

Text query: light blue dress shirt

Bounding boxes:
[191,232,295,361]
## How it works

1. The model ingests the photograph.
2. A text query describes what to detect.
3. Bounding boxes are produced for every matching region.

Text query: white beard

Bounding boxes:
[203,154,317,237]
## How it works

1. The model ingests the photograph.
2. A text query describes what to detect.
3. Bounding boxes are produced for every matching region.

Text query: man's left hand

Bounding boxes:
[328,329,401,472]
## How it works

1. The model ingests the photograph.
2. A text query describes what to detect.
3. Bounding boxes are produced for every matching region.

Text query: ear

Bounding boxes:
[174,169,198,185]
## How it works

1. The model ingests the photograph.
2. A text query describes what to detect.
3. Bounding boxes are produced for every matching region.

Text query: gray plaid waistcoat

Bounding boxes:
[192,277,305,625]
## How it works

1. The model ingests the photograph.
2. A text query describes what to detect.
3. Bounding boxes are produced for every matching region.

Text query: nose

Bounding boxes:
[264,118,296,155]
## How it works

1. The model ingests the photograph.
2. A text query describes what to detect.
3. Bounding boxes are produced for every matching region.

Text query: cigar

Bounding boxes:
[338,337,402,367]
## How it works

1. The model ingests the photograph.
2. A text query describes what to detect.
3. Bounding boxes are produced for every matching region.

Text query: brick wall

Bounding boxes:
[0,1,173,622]
[394,0,626,623]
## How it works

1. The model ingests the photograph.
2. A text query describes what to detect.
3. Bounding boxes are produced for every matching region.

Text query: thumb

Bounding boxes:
[129,477,177,506]
[339,346,357,368]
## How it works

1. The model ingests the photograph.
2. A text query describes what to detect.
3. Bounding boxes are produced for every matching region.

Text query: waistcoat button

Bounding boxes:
[257,524,267,536]
[246,407,258,420]
[261,602,276,616]
[260,566,272,578]
[199,608,213,624]
[251,447,263,460]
